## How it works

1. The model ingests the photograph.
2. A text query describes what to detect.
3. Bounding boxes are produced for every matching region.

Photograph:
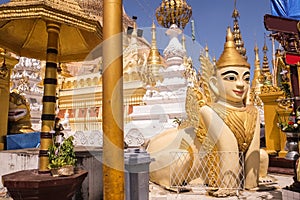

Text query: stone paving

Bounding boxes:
[149,173,294,200]
[0,173,296,200]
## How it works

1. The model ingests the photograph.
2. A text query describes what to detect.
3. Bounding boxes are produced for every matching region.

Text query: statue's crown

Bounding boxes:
[216,27,250,69]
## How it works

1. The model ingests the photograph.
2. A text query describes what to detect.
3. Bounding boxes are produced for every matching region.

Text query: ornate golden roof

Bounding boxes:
[0,0,102,62]
[75,0,103,19]
[216,27,250,69]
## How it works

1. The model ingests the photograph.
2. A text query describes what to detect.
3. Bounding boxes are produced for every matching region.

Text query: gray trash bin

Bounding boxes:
[125,148,151,200]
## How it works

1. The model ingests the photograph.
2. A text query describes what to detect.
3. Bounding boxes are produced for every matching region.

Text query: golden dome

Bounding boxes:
[216,27,250,69]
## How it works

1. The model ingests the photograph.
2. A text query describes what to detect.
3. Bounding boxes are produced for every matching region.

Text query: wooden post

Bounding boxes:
[102,0,124,199]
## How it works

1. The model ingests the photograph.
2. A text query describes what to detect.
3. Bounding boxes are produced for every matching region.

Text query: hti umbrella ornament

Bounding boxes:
[0,0,102,172]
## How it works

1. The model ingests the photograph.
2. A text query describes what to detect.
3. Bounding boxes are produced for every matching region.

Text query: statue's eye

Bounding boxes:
[244,75,250,82]
[223,75,236,81]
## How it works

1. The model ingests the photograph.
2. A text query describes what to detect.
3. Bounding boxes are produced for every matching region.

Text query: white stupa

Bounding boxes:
[124,23,193,141]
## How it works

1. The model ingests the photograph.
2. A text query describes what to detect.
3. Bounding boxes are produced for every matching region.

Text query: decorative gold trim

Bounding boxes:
[210,103,257,153]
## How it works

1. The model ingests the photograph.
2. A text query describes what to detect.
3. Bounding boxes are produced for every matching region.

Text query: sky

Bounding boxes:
[123,0,273,79]
[0,0,274,79]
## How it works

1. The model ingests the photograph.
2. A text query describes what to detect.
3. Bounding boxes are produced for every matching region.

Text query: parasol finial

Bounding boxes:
[155,0,192,29]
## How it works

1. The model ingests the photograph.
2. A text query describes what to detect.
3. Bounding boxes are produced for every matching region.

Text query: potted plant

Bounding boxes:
[277,106,300,160]
[48,134,77,177]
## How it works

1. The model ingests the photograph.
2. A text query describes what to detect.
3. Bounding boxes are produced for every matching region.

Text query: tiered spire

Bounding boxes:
[147,22,162,67]
[182,34,186,51]
[261,40,271,75]
[251,44,262,89]
[205,44,209,58]
[232,0,247,60]
[144,22,163,86]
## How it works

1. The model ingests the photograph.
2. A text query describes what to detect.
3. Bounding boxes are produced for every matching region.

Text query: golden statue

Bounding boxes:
[146,27,261,197]
[7,89,35,134]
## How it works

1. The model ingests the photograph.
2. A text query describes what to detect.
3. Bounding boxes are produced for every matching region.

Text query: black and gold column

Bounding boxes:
[39,22,60,173]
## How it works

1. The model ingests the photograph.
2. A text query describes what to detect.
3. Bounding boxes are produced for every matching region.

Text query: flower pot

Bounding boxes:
[51,165,74,177]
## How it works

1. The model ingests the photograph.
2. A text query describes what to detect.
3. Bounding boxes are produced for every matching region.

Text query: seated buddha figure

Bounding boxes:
[196,27,260,196]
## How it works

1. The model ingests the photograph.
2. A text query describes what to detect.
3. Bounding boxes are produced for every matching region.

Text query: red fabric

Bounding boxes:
[286,53,300,64]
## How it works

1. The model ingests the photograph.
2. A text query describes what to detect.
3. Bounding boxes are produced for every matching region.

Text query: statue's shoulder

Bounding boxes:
[198,104,223,125]
[199,104,214,114]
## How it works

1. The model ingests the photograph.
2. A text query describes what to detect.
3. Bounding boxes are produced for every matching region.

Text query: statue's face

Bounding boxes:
[212,66,250,103]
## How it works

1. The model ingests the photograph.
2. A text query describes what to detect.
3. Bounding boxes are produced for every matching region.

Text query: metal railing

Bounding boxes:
[169,151,245,194]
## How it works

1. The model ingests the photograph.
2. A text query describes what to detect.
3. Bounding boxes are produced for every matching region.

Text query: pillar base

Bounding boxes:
[278,150,288,158]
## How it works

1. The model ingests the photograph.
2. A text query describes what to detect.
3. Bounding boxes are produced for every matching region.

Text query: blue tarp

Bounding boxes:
[6,132,40,150]
[271,0,300,20]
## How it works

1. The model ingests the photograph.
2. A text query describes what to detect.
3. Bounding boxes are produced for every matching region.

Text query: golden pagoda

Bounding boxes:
[251,43,262,90]
[58,13,149,133]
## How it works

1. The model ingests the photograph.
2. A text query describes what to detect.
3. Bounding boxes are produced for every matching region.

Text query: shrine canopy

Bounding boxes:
[271,0,300,20]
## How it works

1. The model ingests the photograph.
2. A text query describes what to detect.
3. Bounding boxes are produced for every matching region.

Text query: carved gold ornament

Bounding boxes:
[155,0,192,29]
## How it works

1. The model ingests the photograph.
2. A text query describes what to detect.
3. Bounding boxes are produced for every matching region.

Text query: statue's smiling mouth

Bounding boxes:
[233,90,244,95]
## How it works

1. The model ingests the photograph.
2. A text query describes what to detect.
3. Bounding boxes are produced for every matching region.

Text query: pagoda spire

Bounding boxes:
[261,38,271,75]
[145,21,163,85]
[182,34,186,51]
[232,0,247,60]
[251,43,262,89]
[205,44,209,58]
[147,21,161,66]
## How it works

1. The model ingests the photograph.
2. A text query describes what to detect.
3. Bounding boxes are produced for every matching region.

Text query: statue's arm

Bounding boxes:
[244,108,260,189]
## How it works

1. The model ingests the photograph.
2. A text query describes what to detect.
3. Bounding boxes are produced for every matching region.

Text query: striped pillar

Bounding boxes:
[39,22,60,173]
